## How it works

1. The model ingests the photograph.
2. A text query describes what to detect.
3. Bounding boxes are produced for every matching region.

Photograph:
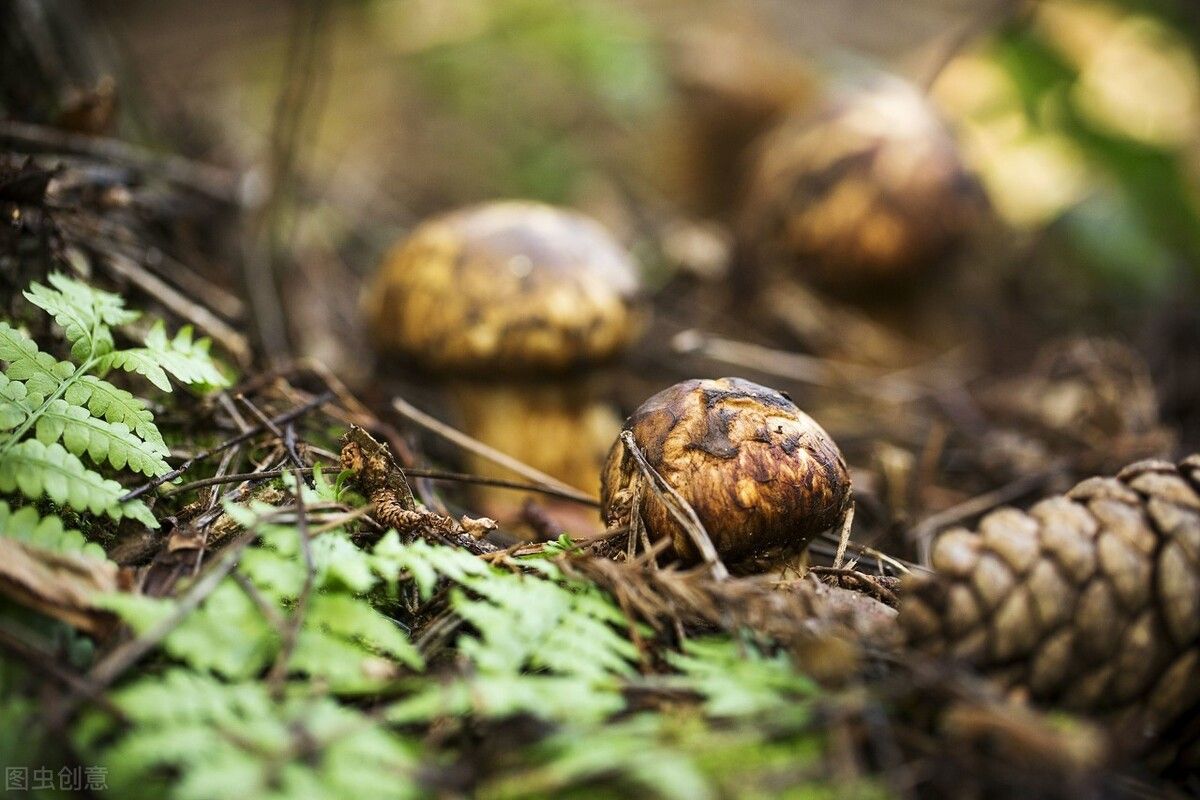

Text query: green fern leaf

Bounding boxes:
[34,398,170,477]
[304,593,423,670]
[0,373,37,432]
[0,402,23,431]
[291,627,398,691]
[88,671,419,800]
[371,532,492,598]
[65,375,168,455]
[95,348,172,392]
[0,439,156,526]
[24,273,137,360]
[99,322,227,391]
[0,499,105,558]
[0,321,73,396]
[102,583,276,679]
[666,639,816,718]
[494,714,715,800]
[143,322,227,387]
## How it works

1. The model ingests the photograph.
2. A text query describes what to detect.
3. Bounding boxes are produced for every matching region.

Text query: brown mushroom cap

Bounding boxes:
[365,201,643,374]
[600,377,850,563]
[740,79,983,292]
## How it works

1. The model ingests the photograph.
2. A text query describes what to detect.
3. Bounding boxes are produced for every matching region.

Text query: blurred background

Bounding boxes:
[6,0,1200,549]
[68,1,1196,360]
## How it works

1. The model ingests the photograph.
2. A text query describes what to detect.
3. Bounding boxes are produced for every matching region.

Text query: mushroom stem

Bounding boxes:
[449,377,621,515]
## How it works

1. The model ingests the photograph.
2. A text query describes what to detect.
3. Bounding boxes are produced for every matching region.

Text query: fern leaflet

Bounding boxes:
[0,500,105,558]
[24,273,137,360]
[65,375,167,454]
[98,321,226,392]
[0,439,156,526]
[31,399,169,476]
[0,322,73,397]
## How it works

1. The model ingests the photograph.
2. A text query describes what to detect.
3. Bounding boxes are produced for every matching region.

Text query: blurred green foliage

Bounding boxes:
[986,0,1200,296]
[397,0,666,202]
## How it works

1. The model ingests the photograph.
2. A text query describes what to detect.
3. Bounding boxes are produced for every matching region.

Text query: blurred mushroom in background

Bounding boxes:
[364,200,644,529]
[739,76,986,296]
[656,14,816,217]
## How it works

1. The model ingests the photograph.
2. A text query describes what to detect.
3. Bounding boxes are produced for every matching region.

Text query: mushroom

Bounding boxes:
[739,77,983,294]
[364,201,643,518]
[600,377,850,564]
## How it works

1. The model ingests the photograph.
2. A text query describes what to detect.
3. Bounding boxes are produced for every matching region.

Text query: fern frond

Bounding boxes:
[24,274,137,360]
[485,714,715,800]
[33,398,170,477]
[0,500,105,558]
[99,322,227,392]
[83,670,419,800]
[666,638,816,719]
[0,322,73,397]
[0,439,156,526]
[65,376,167,455]
[371,532,493,598]
[100,582,276,680]
[371,534,638,679]
[143,323,226,386]
[304,593,423,670]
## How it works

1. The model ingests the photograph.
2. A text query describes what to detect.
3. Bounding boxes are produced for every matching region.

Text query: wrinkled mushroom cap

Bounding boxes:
[600,377,850,563]
[740,78,983,292]
[365,201,643,375]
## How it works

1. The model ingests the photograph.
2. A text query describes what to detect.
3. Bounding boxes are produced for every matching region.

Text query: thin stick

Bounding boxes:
[237,394,305,471]
[620,430,728,581]
[231,572,288,633]
[104,251,251,365]
[0,119,241,203]
[162,464,601,507]
[307,505,378,536]
[120,390,332,501]
[915,0,1021,93]
[832,501,856,570]
[242,0,332,363]
[391,396,596,505]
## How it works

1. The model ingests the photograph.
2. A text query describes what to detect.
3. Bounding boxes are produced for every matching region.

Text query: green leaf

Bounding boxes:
[0,373,34,432]
[0,439,156,526]
[24,273,137,360]
[667,638,815,719]
[35,398,170,477]
[304,593,423,670]
[166,582,278,679]
[0,321,73,396]
[0,500,105,558]
[95,348,172,392]
[94,593,175,632]
[106,583,278,679]
[483,714,714,800]
[371,534,492,599]
[66,376,167,455]
[453,571,637,679]
[99,322,227,392]
[89,670,419,800]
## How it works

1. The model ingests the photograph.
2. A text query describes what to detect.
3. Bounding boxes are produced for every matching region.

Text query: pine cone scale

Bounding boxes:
[901,456,1200,759]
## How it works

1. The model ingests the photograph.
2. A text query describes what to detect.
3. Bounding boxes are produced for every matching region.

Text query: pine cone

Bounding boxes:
[900,456,1200,761]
